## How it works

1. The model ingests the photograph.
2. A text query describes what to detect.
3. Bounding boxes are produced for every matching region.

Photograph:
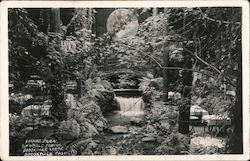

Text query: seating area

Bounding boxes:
[189,105,230,137]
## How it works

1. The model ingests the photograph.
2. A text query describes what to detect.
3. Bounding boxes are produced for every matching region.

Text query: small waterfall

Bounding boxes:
[115,96,145,116]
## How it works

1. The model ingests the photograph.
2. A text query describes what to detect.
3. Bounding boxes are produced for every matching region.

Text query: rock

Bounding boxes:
[167,111,179,120]
[145,124,157,134]
[130,117,143,126]
[156,136,165,143]
[106,146,117,155]
[123,134,132,138]
[160,120,170,130]
[111,126,129,134]
[142,137,155,142]
[95,119,105,130]
[129,126,143,134]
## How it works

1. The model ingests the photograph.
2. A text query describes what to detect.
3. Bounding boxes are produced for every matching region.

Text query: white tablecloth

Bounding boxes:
[21,105,51,117]
[202,115,231,126]
[190,105,209,116]
[10,93,32,105]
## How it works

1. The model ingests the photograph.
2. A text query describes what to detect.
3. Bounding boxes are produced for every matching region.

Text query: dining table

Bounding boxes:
[190,105,209,117]
[21,104,51,117]
[202,114,231,135]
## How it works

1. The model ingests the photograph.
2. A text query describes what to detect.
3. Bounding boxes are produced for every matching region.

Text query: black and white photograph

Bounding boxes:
[0,1,249,160]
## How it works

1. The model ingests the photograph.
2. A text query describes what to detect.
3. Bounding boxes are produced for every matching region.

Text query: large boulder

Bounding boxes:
[130,117,144,126]
[142,137,155,142]
[111,126,129,134]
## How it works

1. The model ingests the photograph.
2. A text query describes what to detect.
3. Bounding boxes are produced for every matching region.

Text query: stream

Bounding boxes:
[96,94,160,155]
[104,96,145,126]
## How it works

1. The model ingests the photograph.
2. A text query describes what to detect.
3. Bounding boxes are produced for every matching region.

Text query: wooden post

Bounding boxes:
[153,8,158,16]
[77,78,82,98]
[50,8,61,33]
[178,58,192,134]
[104,55,108,71]
[178,11,192,134]
[162,47,169,102]
[162,8,169,103]
[88,8,92,30]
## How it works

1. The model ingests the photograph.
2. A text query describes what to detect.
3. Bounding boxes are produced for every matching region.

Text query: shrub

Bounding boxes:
[155,132,190,154]
[58,119,81,139]
[84,77,115,112]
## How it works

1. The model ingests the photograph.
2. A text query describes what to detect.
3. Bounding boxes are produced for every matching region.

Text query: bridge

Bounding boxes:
[98,68,147,77]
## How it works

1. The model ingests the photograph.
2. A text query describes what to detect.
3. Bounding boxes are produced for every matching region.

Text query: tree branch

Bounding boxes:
[198,8,241,25]
[203,14,241,25]
[119,43,236,87]
[183,47,222,74]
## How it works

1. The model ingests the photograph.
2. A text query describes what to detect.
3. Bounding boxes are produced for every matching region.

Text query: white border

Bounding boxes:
[0,1,249,161]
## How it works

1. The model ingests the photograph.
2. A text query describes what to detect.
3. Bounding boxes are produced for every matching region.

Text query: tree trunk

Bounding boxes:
[49,8,68,121]
[230,37,243,154]
[178,50,192,134]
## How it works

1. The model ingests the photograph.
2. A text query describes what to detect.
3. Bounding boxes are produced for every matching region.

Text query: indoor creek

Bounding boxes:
[104,89,145,126]
[104,96,145,125]
[93,89,160,155]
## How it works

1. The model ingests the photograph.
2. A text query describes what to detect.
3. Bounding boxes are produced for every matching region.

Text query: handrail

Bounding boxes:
[98,68,146,77]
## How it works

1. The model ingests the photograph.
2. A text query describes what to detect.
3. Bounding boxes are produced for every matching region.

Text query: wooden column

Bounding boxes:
[178,47,192,134]
[153,8,158,16]
[162,8,169,103]
[162,46,169,102]
[50,8,61,33]
[178,10,192,134]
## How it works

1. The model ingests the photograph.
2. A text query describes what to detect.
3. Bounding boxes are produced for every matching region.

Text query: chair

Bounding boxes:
[190,116,199,133]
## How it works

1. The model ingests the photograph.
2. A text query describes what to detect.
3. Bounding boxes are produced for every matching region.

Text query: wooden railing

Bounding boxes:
[98,68,146,77]
[97,55,151,77]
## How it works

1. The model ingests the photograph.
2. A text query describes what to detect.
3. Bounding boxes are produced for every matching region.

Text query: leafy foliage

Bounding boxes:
[155,132,190,154]
[8,9,48,91]
[8,7,243,155]
[200,94,235,115]
[58,119,81,139]
[168,7,241,88]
